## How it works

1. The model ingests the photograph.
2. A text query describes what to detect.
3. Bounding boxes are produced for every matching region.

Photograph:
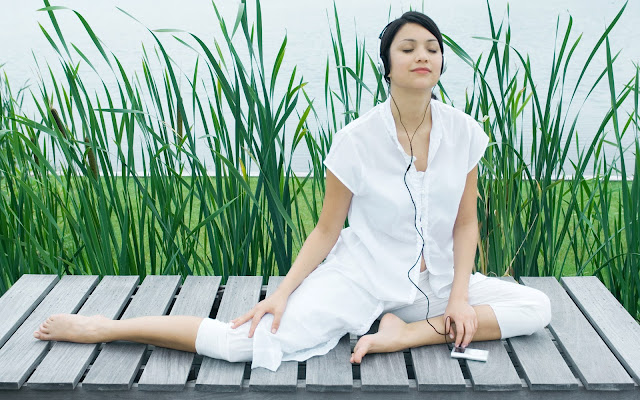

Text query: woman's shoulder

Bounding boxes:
[337,102,387,139]
[433,99,477,126]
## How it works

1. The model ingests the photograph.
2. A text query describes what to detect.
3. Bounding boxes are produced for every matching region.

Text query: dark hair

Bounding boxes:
[379,11,444,98]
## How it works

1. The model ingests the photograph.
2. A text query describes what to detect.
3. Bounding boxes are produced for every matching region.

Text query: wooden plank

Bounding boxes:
[306,334,353,392]
[3,383,640,400]
[521,276,635,390]
[465,339,521,391]
[561,276,640,384]
[410,343,465,391]
[81,275,181,391]
[195,276,263,392]
[0,274,58,348]
[26,276,139,390]
[137,276,221,391]
[465,276,522,391]
[0,275,99,389]
[360,350,408,391]
[249,276,297,392]
[500,276,578,391]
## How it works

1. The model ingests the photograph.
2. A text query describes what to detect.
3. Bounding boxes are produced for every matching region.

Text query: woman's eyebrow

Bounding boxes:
[400,38,438,43]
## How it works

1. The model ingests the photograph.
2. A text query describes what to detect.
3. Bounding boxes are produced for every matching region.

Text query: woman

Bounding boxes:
[34,11,551,372]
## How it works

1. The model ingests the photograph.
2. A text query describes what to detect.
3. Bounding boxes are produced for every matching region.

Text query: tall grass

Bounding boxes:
[0,0,637,318]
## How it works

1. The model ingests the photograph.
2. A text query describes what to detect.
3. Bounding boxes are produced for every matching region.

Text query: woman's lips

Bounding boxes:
[412,68,430,73]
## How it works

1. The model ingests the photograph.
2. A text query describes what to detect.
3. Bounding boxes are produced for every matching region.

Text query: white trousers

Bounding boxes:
[195,267,551,371]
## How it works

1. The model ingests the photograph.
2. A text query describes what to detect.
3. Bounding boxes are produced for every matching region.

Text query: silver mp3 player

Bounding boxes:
[450,346,489,362]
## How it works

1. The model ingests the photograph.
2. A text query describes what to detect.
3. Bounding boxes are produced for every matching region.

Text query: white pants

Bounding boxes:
[195,267,551,371]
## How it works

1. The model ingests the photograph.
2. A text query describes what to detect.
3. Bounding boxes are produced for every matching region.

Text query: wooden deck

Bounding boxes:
[0,274,638,399]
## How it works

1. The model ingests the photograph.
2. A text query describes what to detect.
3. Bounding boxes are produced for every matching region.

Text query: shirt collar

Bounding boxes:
[380,96,442,165]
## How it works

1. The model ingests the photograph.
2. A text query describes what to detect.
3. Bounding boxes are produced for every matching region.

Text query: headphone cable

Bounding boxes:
[390,93,453,349]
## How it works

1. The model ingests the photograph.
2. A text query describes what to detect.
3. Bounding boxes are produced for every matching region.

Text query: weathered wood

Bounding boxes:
[1,274,639,399]
[0,275,99,389]
[81,275,181,390]
[500,276,578,391]
[195,276,263,392]
[521,276,635,390]
[249,276,297,392]
[410,343,466,391]
[137,276,221,391]
[0,274,58,348]
[462,277,521,391]
[465,340,521,391]
[306,334,353,392]
[561,276,640,384]
[26,276,139,390]
[360,350,409,392]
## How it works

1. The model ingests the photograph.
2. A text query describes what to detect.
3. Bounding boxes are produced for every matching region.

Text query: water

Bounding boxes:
[2,0,638,176]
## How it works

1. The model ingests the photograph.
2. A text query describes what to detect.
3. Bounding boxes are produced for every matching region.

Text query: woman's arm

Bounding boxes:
[444,165,481,347]
[231,169,354,336]
[274,168,354,296]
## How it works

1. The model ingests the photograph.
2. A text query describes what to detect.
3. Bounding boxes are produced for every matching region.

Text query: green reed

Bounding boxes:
[0,0,637,318]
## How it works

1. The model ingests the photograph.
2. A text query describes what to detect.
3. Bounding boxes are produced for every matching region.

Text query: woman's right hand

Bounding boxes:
[230,290,289,338]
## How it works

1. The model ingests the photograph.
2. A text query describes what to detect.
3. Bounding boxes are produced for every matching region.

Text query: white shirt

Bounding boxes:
[322,97,490,302]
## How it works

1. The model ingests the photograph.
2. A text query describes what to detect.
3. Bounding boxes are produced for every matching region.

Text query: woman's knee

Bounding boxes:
[533,289,552,329]
[516,288,552,336]
[490,286,552,338]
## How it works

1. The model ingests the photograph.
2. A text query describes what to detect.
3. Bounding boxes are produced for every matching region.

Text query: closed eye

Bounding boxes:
[402,49,438,53]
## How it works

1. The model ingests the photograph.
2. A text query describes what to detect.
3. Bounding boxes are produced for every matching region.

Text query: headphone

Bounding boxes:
[377,23,447,83]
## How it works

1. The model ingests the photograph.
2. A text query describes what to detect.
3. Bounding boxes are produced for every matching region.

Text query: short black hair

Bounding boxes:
[378,11,444,87]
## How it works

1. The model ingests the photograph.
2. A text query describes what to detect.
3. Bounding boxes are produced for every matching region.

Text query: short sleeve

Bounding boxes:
[467,121,490,172]
[323,131,364,195]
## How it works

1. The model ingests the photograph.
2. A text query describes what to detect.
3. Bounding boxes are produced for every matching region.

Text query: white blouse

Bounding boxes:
[322,97,490,302]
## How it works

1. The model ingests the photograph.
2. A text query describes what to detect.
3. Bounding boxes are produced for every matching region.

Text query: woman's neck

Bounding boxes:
[388,87,433,131]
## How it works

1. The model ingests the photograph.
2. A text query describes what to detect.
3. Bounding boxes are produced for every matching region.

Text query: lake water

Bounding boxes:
[2,0,638,176]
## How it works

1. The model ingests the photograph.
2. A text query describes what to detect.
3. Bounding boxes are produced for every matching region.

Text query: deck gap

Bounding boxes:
[209,287,224,319]
[404,349,415,379]
[258,286,267,301]
[551,332,581,379]
[298,360,306,380]
[504,338,526,379]
[459,358,470,379]
[243,363,251,379]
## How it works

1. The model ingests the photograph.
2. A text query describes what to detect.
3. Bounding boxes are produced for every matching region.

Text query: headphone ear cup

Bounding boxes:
[441,54,447,75]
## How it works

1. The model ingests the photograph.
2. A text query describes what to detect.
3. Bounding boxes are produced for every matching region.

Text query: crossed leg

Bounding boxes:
[350,304,501,363]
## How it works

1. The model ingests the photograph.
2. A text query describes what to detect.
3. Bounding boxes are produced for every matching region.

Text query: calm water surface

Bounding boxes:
[2,0,638,175]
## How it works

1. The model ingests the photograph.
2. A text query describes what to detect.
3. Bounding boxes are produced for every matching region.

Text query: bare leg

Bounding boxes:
[351,305,501,363]
[33,314,203,353]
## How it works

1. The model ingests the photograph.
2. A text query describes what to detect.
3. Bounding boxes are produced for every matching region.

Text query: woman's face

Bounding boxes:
[387,22,442,91]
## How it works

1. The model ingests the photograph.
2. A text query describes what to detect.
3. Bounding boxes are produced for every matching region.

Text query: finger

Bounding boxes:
[271,311,282,334]
[248,312,265,338]
[445,316,452,339]
[455,320,464,348]
[231,311,252,329]
[463,321,474,348]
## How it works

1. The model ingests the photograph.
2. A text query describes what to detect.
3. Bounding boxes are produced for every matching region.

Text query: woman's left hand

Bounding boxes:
[443,299,477,348]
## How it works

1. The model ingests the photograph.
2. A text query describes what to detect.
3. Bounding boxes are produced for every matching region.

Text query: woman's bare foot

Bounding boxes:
[33,314,111,343]
[350,313,407,364]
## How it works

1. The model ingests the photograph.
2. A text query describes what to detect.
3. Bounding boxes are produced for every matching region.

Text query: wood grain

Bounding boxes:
[0,275,98,389]
[81,275,181,391]
[137,276,221,391]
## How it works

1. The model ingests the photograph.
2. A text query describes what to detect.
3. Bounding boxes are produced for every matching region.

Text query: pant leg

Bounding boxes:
[467,277,551,339]
[384,271,552,339]
[195,262,384,371]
